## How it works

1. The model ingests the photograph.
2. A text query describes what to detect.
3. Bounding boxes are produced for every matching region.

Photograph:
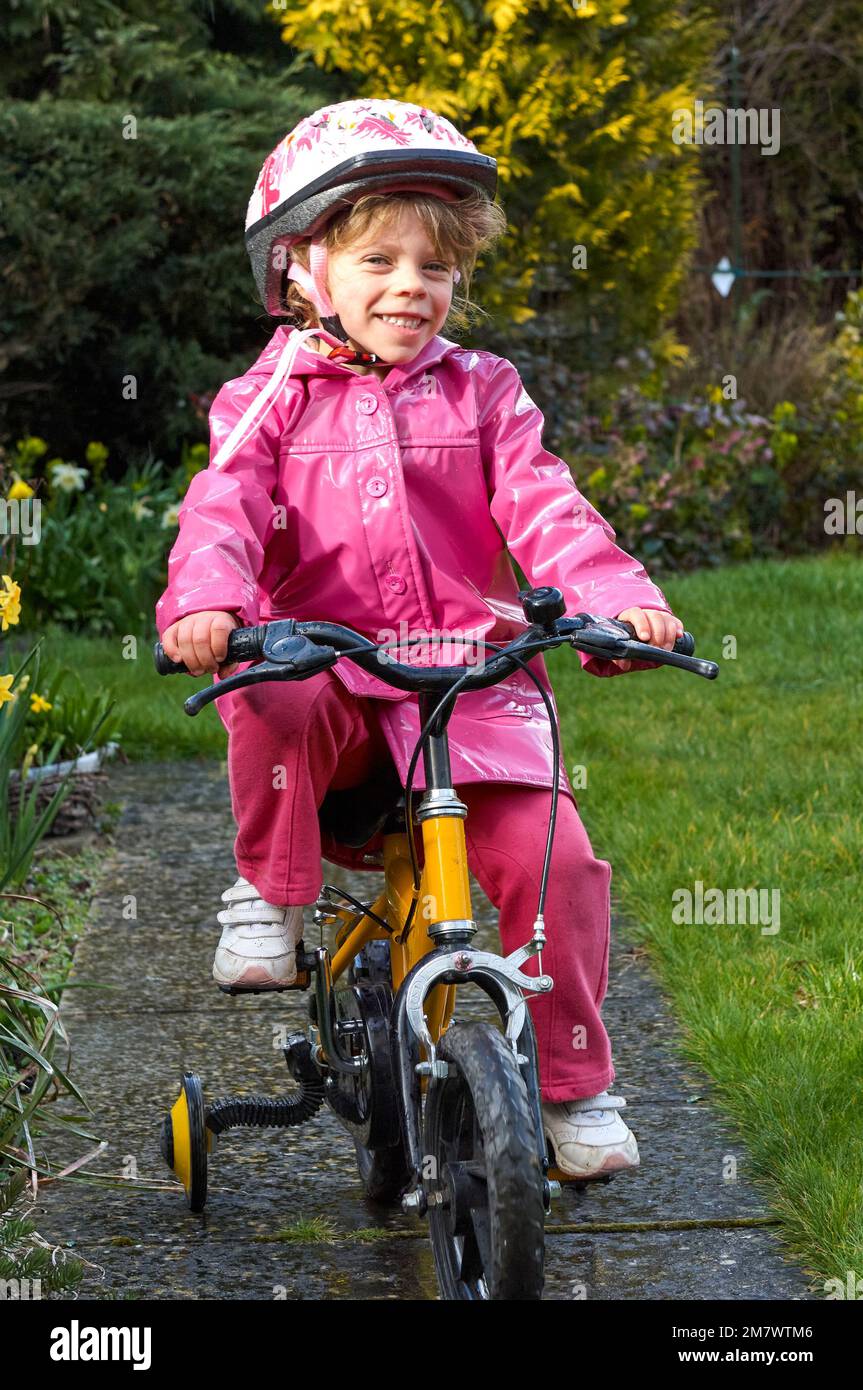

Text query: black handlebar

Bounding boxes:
[152,588,718,718]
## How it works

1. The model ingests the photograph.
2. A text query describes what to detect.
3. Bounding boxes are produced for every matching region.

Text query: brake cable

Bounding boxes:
[319,884,394,937]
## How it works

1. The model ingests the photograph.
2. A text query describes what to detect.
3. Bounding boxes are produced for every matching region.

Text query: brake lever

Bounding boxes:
[612,641,718,679]
[183,636,339,717]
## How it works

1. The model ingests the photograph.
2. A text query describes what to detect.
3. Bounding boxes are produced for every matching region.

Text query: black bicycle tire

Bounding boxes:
[353,1138,413,1204]
[424,1021,545,1300]
[183,1072,208,1214]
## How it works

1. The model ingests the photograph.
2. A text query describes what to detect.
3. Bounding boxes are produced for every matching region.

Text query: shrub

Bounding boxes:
[512,287,863,570]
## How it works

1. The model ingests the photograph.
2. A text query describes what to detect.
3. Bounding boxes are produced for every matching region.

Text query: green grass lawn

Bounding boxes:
[17,546,863,1288]
[547,546,863,1290]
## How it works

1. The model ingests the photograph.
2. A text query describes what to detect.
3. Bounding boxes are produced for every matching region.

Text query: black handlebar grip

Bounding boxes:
[153,642,186,675]
[152,624,267,676]
[226,625,268,663]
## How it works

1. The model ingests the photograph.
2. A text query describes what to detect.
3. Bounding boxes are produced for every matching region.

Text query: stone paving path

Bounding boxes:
[33,760,816,1300]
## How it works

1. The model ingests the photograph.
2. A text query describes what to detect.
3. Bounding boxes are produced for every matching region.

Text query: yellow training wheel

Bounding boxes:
[160,1072,211,1212]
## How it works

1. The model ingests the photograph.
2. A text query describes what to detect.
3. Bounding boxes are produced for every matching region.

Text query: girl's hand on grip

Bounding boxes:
[161,611,242,677]
[612,607,685,672]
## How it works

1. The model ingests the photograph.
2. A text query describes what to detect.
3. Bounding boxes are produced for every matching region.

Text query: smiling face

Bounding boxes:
[324,205,456,367]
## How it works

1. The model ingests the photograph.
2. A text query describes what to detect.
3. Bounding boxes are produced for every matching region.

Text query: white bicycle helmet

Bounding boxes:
[245,98,498,344]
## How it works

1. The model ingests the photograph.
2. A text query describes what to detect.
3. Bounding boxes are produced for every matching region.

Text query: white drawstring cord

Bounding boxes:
[211,326,321,472]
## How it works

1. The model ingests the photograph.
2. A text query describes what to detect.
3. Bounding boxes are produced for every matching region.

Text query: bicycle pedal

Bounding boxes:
[216,970,311,997]
[547,1164,616,1188]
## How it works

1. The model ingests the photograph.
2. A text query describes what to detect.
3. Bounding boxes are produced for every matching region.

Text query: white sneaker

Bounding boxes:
[542,1091,640,1180]
[213,876,307,990]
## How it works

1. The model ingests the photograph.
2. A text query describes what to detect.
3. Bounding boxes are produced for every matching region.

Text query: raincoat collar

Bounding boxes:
[247,324,462,392]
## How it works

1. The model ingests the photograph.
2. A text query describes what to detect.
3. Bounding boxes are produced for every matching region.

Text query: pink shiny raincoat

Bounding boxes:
[155,326,672,871]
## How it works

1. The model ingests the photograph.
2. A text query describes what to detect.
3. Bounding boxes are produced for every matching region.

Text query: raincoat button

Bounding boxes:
[385,574,407,594]
[367,476,388,497]
[357,394,378,414]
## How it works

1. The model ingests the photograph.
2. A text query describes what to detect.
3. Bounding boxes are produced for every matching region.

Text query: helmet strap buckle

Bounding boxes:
[317,317,379,365]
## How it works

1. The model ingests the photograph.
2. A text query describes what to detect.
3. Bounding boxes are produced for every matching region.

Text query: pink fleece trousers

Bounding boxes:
[215,666,615,1103]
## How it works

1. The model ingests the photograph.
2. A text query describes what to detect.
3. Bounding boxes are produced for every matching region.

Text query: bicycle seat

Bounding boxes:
[317,759,405,848]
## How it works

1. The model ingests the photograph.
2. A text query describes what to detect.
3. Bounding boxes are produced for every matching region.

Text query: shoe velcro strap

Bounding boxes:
[217,903,297,928]
[566,1092,626,1113]
[221,877,265,905]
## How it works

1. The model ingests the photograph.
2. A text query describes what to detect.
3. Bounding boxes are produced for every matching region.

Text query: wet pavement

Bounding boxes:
[33,760,816,1300]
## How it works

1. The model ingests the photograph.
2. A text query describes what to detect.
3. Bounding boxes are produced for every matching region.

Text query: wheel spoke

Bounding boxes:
[439,1122,459,1173]
[439,1081,493,1292]
[455,1088,472,1159]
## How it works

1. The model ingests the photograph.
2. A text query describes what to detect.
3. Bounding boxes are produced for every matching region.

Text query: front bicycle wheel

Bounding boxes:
[423,1021,545,1300]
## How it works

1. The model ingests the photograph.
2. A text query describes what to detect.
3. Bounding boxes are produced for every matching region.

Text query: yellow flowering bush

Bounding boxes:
[270,0,719,353]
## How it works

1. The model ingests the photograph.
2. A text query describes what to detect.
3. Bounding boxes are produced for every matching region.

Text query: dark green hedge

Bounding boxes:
[0,0,348,464]
[0,90,338,464]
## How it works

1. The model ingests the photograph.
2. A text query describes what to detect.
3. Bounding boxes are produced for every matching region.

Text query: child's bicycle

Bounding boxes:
[154,586,717,1300]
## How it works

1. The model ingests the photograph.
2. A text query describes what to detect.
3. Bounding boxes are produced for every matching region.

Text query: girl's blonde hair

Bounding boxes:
[282,189,508,336]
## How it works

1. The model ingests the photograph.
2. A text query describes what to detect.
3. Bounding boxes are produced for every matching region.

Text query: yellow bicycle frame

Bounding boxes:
[327,804,466,1043]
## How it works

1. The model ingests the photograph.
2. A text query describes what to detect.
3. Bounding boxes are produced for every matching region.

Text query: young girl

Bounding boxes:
[156,99,684,1180]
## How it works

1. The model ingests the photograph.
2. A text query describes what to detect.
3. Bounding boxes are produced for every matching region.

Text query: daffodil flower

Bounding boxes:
[30,693,53,713]
[16,437,48,467]
[50,462,88,492]
[0,575,22,631]
[7,474,35,501]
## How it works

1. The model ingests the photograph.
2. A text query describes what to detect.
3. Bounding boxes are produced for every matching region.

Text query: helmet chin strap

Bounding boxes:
[287,236,383,365]
[318,319,380,365]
